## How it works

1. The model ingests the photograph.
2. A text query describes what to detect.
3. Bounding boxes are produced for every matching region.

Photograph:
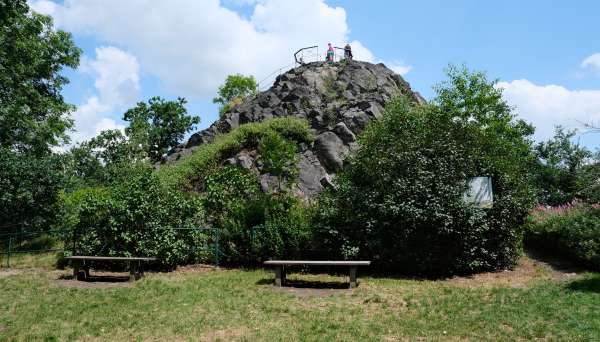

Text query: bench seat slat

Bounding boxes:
[264,260,370,266]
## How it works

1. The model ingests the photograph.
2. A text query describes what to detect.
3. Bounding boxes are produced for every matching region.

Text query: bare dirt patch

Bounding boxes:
[200,326,250,341]
[172,263,218,274]
[445,253,581,288]
[0,324,6,332]
[0,269,24,277]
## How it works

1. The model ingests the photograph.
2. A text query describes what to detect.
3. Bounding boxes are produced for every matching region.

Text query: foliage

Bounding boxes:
[578,158,600,203]
[123,96,200,162]
[0,148,66,235]
[213,74,257,116]
[65,129,147,187]
[60,166,205,267]
[0,0,81,154]
[533,127,592,205]
[203,166,312,265]
[156,117,312,190]
[525,202,600,269]
[258,131,299,190]
[314,66,536,276]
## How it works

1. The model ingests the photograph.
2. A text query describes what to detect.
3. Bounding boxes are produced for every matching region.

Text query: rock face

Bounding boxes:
[165,60,424,198]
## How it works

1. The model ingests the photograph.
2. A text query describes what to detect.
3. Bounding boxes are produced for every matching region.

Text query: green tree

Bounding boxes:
[0,1,80,235]
[213,74,257,116]
[534,127,591,205]
[65,129,147,187]
[0,148,66,234]
[315,66,536,276]
[123,97,200,162]
[0,0,81,154]
[258,131,298,191]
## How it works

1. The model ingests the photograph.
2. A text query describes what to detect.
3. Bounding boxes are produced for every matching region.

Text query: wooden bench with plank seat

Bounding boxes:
[264,260,371,288]
[65,256,157,282]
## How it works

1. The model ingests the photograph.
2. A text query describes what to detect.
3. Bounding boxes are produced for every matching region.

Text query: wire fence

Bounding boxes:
[0,226,222,269]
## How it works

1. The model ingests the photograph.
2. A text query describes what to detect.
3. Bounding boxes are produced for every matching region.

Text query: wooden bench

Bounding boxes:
[264,260,371,288]
[65,256,157,282]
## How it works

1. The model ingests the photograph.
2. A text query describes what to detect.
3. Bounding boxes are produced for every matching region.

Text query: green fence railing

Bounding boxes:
[0,227,222,269]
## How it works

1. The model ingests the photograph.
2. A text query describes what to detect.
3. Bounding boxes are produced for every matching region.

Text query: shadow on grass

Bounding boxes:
[256,278,349,289]
[58,273,131,283]
[567,274,600,293]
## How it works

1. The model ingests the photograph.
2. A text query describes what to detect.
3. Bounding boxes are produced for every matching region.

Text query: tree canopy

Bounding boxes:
[213,74,257,116]
[123,96,200,162]
[0,0,81,154]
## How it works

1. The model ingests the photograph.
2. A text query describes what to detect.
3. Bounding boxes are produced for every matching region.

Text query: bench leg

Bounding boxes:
[349,266,357,289]
[274,266,286,286]
[72,260,80,280]
[129,262,139,282]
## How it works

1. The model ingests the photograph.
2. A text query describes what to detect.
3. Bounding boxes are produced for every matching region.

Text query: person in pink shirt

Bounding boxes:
[326,43,335,63]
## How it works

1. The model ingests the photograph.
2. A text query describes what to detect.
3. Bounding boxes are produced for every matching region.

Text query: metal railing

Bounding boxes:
[256,45,350,92]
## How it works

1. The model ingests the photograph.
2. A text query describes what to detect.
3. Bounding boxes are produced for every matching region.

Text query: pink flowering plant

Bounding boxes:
[525,200,600,269]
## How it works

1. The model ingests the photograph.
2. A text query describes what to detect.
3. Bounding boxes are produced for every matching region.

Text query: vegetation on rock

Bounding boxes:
[314,66,537,276]
[213,74,257,116]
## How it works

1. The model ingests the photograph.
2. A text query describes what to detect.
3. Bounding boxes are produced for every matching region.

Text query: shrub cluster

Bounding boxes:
[60,165,205,268]
[314,68,536,276]
[204,166,312,265]
[525,202,600,270]
[61,118,313,267]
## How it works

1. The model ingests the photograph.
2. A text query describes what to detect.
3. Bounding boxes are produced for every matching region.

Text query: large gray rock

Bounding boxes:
[314,132,348,173]
[163,60,424,198]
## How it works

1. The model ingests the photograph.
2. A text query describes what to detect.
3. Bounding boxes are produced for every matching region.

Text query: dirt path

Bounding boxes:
[445,251,581,288]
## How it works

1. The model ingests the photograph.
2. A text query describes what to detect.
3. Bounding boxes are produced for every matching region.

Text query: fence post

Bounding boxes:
[214,228,220,268]
[7,237,12,268]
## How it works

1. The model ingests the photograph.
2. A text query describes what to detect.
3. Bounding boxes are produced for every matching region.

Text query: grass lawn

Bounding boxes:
[1,256,600,341]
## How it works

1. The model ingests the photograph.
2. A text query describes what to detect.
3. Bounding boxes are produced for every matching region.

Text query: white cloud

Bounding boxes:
[497,79,600,141]
[582,53,600,74]
[70,47,140,144]
[31,0,410,100]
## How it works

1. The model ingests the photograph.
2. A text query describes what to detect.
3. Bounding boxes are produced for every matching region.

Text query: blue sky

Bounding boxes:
[31,0,600,149]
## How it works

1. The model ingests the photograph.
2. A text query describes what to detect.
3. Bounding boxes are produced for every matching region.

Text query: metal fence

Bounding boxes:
[0,226,222,268]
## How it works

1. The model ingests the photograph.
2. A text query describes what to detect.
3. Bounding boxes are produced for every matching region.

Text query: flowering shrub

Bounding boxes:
[525,201,600,270]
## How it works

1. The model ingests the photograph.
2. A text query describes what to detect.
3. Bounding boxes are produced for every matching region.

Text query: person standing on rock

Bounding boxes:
[344,43,353,61]
[326,43,335,63]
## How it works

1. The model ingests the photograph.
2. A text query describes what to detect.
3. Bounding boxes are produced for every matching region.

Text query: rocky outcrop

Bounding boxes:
[165,60,424,198]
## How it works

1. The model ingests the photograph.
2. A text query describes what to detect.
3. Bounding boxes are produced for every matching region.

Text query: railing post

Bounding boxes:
[7,237,12,268]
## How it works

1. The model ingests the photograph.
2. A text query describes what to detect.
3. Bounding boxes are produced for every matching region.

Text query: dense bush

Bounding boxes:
[60,165,205,267]
[525,202,600,269]
[0,149,67,235]
[314,67,536,276]
[60,118,313,267]
[204,165,311,265]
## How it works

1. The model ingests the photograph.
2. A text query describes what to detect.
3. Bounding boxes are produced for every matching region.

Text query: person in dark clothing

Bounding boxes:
[344,43,353,61]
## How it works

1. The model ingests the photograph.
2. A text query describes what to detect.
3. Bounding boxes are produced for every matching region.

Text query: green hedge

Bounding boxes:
[525,203,600,270]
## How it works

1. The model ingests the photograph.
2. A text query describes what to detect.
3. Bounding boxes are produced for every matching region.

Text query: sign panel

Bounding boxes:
[463,177,493,208]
